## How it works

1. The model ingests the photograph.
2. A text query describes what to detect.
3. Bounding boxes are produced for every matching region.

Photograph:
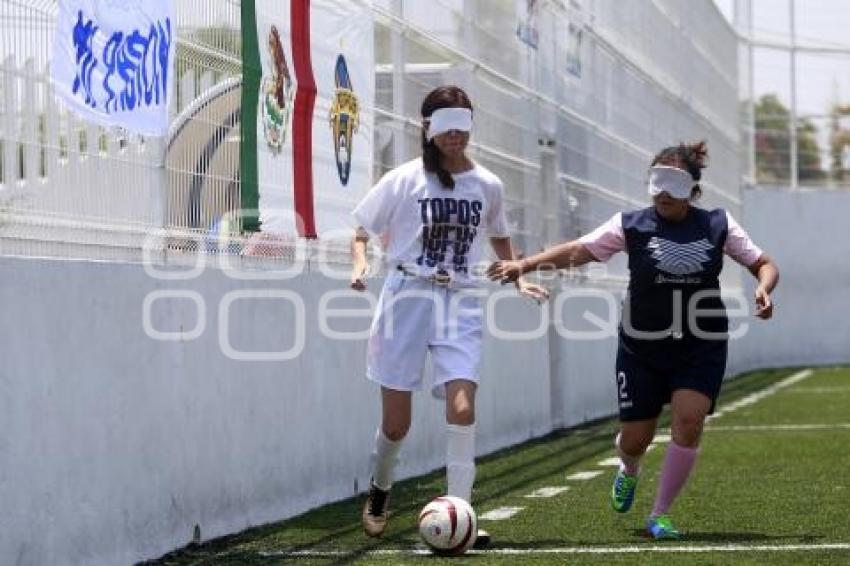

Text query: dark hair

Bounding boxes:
[651,141,708,200]
[421,86,473,189]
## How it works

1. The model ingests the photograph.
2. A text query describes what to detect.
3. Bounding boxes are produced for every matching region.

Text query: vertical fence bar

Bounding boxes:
[44,63,59,183]
[22,58,37,187]
[3,56,18,188]
[788,0,798,189]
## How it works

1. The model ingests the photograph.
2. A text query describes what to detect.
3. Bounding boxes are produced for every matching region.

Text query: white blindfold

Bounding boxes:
[647,166,695,200]
[426,108,473,141]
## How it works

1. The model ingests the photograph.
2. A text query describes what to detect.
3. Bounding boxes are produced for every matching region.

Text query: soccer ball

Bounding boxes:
[418,496,478,556]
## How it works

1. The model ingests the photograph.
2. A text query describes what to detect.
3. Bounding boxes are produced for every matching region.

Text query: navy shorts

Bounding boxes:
[614,335,728,421]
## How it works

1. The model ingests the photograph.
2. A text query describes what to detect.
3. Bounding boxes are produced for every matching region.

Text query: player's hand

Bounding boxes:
[754,286,773,319]
[517,280,549,304]
[350,264,368,291]
[487,259,526,284]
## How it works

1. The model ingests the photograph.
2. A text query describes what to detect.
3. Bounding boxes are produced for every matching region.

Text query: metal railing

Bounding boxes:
[1,0,742,271]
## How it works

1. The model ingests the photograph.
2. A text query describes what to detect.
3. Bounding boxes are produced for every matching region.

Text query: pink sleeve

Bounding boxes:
[723,211,763,267]
[578,213,625,262]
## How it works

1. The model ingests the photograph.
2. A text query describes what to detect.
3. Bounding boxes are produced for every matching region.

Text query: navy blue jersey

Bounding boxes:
[620,206,728,344]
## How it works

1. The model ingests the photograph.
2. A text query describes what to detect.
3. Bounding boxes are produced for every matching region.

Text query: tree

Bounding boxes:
[828,104,850,185]
[754,94,824,184]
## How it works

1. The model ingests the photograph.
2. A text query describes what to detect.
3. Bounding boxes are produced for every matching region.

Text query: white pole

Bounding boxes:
[789,0,798,189]
[747,0,756,185]
[735,0,757,186]
[391,0,408,166]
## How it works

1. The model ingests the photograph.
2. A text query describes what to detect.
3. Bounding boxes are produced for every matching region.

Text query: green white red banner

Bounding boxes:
[241,0,373,238]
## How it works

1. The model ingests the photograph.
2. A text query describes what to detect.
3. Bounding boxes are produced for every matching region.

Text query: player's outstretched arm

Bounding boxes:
[350,227,370,291]
[747,254,779,320]
[488,237,550,303]
[487,239,596,285]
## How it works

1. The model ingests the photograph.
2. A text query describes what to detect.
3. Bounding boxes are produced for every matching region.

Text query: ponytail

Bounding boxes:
[422,133,455,189]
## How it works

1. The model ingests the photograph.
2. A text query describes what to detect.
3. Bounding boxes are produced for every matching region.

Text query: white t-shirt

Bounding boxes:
[578,211,764,267]
[352,158,510,286]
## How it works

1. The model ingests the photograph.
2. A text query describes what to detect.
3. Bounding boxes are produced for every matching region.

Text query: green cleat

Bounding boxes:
[610,468,638,513]
[647,514,681,540]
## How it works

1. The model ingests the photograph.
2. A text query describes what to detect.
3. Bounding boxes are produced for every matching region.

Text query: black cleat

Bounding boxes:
[472,528,491,549]
[362,480,390,537]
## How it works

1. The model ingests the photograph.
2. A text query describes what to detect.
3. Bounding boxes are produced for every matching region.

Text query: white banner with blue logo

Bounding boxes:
[51,0,175,136]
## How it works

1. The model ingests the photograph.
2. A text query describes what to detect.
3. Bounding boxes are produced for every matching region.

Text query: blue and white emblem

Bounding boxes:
[647,237,713,275]
[329,54,360,186]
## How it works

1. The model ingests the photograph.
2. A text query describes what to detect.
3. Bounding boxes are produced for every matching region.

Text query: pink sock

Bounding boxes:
[651,441,699,517]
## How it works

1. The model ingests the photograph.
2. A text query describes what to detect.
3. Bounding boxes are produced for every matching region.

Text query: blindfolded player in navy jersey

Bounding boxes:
[488,140,779,540]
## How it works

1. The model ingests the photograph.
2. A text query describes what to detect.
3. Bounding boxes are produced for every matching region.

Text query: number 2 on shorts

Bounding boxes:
[617,371,628,400]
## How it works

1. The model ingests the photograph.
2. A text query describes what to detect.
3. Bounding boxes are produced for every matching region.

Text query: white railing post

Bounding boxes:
[181,71,196,115]
[149,136,167,227]
[23,58,38,186]
[44,63,59,183]
[2,56,18,189]
[199,69,214,95]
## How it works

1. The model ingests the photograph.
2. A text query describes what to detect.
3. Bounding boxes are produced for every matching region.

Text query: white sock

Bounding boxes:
[616,432,643,476]
[446,423,476,503]
[371,427,402,490]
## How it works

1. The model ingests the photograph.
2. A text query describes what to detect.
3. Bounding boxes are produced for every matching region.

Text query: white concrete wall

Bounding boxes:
[728,188,850,374]
[1,188,847,566]
[0,256,555,566]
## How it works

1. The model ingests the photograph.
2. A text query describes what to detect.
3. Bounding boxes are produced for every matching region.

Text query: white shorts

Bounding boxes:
[366,272,484,397]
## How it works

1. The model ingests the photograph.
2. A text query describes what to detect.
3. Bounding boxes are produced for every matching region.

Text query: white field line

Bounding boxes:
[566,470,604,481]
[597,457,621,467]
[786,386,850,394]
[703,423,850,432]
[258,542,850,558]
[479,506,524,520]
[708,369,813,420]
[525,486,570,498]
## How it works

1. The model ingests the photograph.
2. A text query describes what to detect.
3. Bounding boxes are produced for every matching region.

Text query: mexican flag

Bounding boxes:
[241,0,374,238]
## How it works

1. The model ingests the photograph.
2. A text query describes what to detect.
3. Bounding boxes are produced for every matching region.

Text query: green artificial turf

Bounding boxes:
[148,367,850,565]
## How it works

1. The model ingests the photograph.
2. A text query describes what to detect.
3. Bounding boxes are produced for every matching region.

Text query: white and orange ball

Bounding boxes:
[418,496,478,556]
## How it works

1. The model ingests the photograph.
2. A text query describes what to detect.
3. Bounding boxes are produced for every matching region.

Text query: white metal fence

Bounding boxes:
[730,0,850,189]
[0,0,241,259]
[1,0,741,274]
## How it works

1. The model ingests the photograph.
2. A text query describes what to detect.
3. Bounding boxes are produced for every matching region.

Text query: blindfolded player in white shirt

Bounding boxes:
[351,85,548,547]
